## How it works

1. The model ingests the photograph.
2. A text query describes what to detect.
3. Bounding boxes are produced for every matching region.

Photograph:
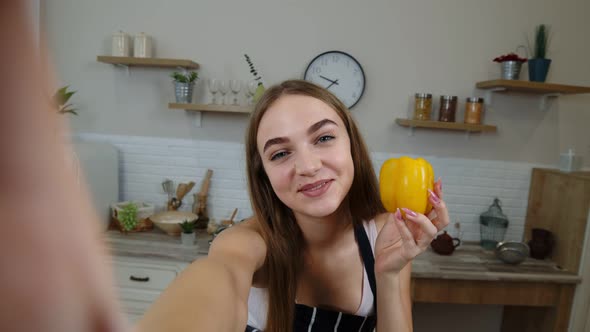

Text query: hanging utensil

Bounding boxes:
[168,181,195,211]
[162,179,174,201]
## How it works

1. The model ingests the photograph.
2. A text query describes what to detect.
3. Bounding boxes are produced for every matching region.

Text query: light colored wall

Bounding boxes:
[44,0,590,168]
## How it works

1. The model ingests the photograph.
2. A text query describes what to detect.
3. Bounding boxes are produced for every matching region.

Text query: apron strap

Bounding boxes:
[353,223,377,315]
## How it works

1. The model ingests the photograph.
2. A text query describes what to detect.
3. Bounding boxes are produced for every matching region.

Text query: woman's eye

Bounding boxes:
[317,135,335,143]
[270,151,288,161]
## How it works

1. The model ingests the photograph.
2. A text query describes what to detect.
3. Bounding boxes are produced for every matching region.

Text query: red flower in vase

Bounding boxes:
[493,53,528,63]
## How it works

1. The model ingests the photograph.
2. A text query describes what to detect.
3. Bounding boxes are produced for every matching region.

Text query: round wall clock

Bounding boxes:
[303,50,366,109]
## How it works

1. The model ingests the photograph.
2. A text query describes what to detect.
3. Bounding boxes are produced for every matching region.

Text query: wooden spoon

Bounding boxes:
[176,181,196,201]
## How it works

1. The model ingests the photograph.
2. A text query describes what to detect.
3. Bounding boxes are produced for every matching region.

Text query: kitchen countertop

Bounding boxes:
[412,243,580,284]
[104,228,211,262]
[104,229,581,284]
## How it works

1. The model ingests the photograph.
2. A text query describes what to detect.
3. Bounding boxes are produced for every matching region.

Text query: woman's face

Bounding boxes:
[256,94,354,219]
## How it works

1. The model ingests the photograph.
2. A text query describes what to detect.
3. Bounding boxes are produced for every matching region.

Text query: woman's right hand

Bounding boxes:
[374,179,450,275]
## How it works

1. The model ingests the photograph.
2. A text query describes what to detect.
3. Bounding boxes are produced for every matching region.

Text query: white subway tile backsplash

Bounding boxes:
[75,133,555,243]
[200,158,243,170]
[213,169,248,181]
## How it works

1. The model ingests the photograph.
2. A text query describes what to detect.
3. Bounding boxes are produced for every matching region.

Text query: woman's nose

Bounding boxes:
[294,149,321,176]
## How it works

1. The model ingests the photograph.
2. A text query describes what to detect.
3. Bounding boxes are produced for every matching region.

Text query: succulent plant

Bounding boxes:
[179,219,196,234]
[171,71,199,83]
[528,24,551,59]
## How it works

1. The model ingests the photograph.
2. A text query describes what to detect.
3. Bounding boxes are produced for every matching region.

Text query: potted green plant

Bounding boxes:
[179,219,196,246]
[171,71,199,103]
[52,85,78,115]
[527,24,552,82]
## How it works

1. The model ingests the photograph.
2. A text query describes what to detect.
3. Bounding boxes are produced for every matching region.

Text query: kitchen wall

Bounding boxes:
[43,0,590,167]
[43,0,590,331]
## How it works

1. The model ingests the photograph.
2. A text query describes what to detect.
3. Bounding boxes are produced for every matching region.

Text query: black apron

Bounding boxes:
[246,224,378,331]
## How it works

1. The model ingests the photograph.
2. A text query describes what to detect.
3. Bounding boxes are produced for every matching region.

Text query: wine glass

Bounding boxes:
[208,79,219,105]
[230,80,242,105]
[218,80,229,105]
[246,81,258,105]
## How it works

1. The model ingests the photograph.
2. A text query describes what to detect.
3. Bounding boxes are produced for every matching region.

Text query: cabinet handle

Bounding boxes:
[129,275,150,282]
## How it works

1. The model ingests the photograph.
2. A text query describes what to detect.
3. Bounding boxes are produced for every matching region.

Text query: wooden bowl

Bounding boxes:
[149,211,198,236]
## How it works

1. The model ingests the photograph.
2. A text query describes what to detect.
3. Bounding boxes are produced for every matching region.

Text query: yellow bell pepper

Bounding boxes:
[379,156,434,215]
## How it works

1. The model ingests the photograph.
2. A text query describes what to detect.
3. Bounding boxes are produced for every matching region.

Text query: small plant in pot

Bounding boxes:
[493,52,527,80]
[527,24,552,82]
[179,219,196,246]
[171,71,199,103]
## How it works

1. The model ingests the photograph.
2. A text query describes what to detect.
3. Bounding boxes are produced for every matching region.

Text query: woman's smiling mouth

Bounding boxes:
[298,179,334,197]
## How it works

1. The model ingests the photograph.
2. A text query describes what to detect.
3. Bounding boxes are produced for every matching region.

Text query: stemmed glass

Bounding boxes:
[246,81,258,105]
[230,80,242,105]
[218,80,229,105]
[208,79,219,105]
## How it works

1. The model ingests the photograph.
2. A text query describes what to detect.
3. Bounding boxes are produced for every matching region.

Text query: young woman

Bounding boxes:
[139,80,450,332]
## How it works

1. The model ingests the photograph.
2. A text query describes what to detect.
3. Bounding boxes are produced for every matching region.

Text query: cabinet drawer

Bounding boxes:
[112,259,184,291]
[118,288,160,324]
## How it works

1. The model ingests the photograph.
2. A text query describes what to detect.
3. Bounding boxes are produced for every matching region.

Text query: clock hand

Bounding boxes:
[319,75,338,84]
[326,79,339,89]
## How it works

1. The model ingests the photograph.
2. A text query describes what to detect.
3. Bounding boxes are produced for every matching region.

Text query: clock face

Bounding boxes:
[303,51,366,109]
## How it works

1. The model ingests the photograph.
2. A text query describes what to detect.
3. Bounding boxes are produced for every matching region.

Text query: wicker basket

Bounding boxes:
[111,201,155,233]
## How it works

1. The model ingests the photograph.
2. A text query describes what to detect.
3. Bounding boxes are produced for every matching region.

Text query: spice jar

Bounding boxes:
[464,97,485,124]
[438,96,457,122]
[413,93,432,120]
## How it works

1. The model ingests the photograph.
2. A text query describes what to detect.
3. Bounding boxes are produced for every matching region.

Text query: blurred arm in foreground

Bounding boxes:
[0,2,126,332]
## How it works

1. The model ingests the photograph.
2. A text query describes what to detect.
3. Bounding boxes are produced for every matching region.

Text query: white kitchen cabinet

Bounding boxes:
[111,256,189,324]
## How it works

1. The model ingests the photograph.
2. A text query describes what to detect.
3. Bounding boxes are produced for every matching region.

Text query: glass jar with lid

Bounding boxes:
[438,95,458,122]
[413,93,432,120]
[464,97,485,125]
[479,198,509,250]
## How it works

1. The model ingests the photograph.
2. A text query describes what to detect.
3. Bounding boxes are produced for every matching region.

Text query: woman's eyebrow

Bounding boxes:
[307,118,338,135]
[263,137,289,153]
[262,118,338,153]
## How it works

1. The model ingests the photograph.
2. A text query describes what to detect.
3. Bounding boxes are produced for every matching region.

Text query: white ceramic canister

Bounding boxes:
[112,31,131,56]
[133,32,153,58]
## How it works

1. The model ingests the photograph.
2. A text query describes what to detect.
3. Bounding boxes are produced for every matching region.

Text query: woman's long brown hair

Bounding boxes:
[245,80,385,332]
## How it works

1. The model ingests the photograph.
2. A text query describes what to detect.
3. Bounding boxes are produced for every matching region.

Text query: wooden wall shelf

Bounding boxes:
[476,80,590,94]
[395,118,497,133]
[97,56,199,69]
[168,103,252,114]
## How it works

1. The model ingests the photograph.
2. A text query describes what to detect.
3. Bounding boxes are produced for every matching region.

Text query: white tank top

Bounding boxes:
[246,219,378,330]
